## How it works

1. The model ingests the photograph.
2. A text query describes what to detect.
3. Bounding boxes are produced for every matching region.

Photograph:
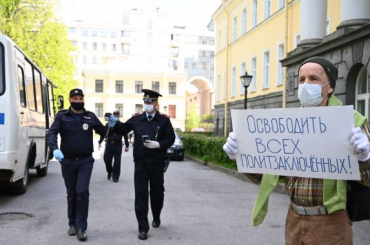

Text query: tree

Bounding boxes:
[186,105,201,132]
[0,0,77,109]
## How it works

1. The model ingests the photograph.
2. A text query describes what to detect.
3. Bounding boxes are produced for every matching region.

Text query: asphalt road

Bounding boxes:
[0,145,369,245]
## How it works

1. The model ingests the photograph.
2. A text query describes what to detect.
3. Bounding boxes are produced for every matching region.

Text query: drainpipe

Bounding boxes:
[283,0,289,108]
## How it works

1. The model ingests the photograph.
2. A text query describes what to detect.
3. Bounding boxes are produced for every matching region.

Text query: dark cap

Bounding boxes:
[142,89,162,103]
[298,57,338,90]
[69,88,84,98]
[113,110,120,115]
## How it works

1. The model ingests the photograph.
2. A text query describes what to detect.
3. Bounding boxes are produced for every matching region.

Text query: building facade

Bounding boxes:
[212,0,352,136]
[63,7,215,131]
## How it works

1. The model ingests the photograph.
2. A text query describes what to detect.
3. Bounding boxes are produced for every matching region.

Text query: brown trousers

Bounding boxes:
[285,206,353,245]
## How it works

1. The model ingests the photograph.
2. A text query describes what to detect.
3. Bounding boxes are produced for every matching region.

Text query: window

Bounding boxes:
[121,44,130,54]
[264,0,271,19]
[112,44,116,51]
[83,55,87,63]
[34,69,43,113]
[135,104,143,113]
[263,51,270,88]
[69,27,77,34]
[172,60,178,70]
[95,103,103,117]
[93,42,97,50]
[111,31,116,38]
[279,0,285,9]
[356,66,370,120]
[102,43,107,51]
[18,66,26,107]
[242,8,247,35]
[95,80,103,93]
[152,81,160,93]
[252,0,258,28]
[92,56,97,64]
[121,30,130,37]
[115,104,123,116]
[92,30,97,37]
[82,30,88,36]
[232,17,237,42]
[116,80,123,93]
[240,62,246,95]
[169,82,176,94]
[83,42,88,50]
[148,19,153,29]
[101,31,107,37]
[251,57,257,91]
[71,41,77,46]
[231,67,236,97]
[171,47,179,57]
[169,105,176,118]
[135,81,143,93]
[25,61,36,111]
[148,32,153,40]
[277,44,285,86]
[0,44,4,95]
[171,34,179,40]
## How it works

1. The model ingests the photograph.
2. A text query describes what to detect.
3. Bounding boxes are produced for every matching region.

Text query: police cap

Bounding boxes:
[113,110,120,115]
[69,88,84,98]
[142,89,162,103]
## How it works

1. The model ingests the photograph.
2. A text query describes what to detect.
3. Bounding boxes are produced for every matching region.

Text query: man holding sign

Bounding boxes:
[223,57,370,244]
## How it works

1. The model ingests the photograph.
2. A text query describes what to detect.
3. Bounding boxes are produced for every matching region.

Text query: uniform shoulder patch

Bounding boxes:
[133,112,143,117]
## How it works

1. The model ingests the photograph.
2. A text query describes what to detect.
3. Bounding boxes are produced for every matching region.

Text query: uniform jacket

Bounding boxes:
[251,95,367,226]
[98,123,130,148]
[48,108,106,158]
[113,112,175,164]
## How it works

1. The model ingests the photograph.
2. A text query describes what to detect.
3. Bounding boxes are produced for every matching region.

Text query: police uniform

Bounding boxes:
[48,89,106,236]
[112,89,175,237]
[99,119,129,182]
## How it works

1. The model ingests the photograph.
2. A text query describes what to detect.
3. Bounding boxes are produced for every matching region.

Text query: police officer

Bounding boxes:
[98,110,129,182]
[48,88,106,241]
[109,89,175,240]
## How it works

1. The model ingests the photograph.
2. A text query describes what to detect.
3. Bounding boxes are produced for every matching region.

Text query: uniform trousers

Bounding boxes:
[285,205,353,245]
[103,142,122,180]
[134,162,165,233]
[61,156,94,230]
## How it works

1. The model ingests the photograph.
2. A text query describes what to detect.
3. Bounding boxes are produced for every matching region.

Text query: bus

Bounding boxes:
[0,33,57,195]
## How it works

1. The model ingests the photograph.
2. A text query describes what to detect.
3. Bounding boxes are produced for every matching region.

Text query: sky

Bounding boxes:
[59,0,222,29]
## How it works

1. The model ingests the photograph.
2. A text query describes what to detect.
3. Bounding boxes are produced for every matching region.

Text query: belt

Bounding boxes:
[108,140,122,144]
[291,203,327,216]
[65,154,92,161]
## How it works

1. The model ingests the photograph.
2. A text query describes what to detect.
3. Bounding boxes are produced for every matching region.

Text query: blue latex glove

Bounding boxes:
[108,115,117,127]
[53,149,64,162]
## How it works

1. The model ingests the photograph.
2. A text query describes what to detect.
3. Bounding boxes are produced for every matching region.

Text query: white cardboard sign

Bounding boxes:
[231,106,361,180]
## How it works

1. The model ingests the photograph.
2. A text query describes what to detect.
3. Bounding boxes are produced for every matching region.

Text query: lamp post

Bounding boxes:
[240,71,253,109]
[163,105,167,114]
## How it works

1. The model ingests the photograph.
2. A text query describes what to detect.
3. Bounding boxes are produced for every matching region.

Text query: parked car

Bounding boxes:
[167,131,185,161]
[191,127,205,132]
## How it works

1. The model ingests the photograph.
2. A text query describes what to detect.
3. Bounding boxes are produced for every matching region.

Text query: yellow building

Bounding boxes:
[212,0,353,136]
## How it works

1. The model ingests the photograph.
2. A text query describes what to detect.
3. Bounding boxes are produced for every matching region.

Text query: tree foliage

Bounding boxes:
[186,105,201,132]
[0,0,77,106]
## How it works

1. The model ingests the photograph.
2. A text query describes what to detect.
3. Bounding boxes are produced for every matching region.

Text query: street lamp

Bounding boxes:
[240,71,253,109]
[163,105,167,114]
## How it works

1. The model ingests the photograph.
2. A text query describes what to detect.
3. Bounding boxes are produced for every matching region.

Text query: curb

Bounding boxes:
[185,155,288,195]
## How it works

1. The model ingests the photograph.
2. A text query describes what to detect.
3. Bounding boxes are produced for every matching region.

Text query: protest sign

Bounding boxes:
[231,106,360,180]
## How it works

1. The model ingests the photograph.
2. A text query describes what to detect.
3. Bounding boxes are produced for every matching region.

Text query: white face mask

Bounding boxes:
[298,82,329,107]
[143,104,154,113]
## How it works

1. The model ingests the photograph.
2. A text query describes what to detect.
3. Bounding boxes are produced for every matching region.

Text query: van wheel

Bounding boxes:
[12,167,29,195]
[36,162,48,177]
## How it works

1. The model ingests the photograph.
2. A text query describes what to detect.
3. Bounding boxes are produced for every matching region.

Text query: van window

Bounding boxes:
[34,68,43,113]
[0,43,4,96]
[18,66,26,107]
[25,60,36,111]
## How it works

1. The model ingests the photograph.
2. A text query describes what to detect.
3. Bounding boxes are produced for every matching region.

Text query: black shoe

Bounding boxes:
[68,224,77,236]
[113,179,119,182]
[76,229,87,241]
[138,231,148,240]
[152,219,161,228]
[107,173,111,180]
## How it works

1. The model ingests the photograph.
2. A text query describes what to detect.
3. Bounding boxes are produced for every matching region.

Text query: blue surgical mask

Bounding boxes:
[298,82,329,107]
[143,104,154,113]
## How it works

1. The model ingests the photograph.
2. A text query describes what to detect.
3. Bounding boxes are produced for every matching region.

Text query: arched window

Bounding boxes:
[356,66,370,119]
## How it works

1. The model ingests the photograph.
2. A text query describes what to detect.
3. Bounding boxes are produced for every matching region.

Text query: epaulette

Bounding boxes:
[159,113,170,118]
[57,109,68,114]
[132,112,143,117]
